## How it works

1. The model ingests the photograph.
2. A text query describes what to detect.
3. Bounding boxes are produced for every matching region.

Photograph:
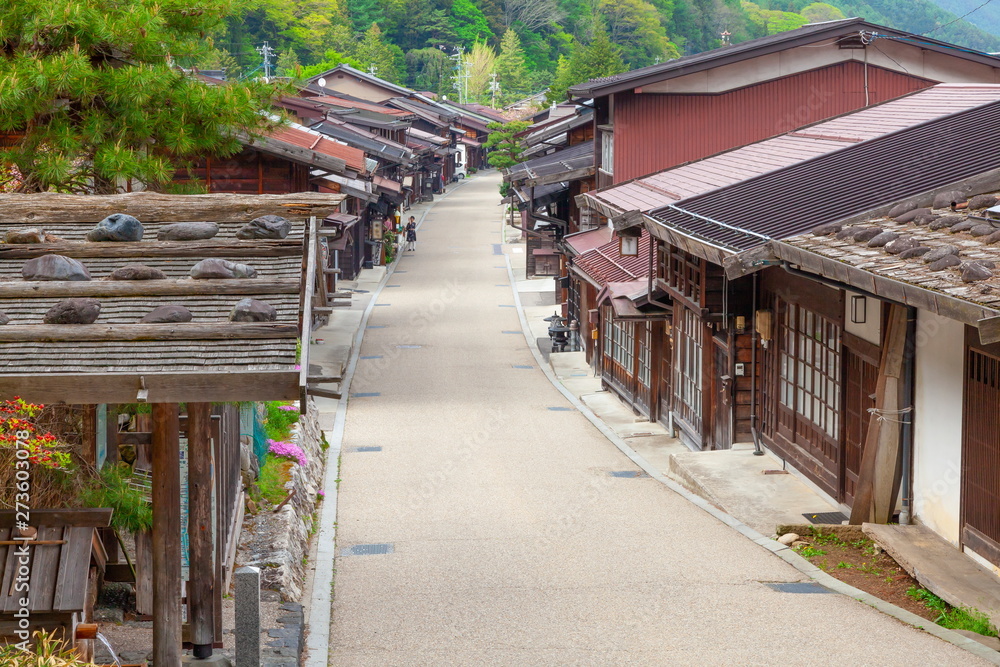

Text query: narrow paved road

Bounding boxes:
[327,172,978,665]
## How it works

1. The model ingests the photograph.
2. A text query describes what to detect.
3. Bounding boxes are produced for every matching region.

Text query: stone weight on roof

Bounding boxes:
[86,214,144,242]
[44,298,101,324]
[23,254,91,281]
[157,222,219,241]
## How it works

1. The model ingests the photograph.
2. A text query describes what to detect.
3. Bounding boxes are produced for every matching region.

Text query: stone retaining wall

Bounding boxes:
[247,399,327,602]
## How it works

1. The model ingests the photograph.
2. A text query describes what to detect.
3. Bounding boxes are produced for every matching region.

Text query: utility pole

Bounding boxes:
[450,47,467,104]
[256,41,275,81]
[489,72,500,108]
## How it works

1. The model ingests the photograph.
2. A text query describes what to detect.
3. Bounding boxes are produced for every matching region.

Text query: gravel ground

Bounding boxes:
[317,171,987,666]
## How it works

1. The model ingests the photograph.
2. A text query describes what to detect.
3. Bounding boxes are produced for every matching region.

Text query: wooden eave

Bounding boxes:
[768,240,1000,344]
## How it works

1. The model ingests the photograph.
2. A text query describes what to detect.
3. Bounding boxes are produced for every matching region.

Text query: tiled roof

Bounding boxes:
[781,195,1000,313]
[267,125,368,174]
[568,19,1000,97]
[564,226,613,255]
[573,231,651,286]
[311,96,413,117]
[506,141,593,184]
[585,84,1000,220]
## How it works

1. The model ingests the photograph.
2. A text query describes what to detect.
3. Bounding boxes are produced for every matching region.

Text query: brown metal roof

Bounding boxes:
[647,95,1000,252]
[573,231,651,286]
[585,84,1000,220]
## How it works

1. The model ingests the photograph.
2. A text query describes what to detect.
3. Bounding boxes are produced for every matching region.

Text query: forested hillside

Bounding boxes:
[205,0,1000,107]
[932,0,1000,40]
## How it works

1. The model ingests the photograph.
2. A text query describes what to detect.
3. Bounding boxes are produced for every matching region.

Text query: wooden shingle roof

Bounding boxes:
[0,192,343,404]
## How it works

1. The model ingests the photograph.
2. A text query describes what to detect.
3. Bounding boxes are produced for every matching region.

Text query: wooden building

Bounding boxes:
[575,84,1000,452]
[569,17,1000,189]
[611,90,1000,576]
[0,192,342,663]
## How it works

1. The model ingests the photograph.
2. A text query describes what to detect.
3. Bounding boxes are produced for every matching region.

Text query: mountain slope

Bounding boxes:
[931,0,1000,40]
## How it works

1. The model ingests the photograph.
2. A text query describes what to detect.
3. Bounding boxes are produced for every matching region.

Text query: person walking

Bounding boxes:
[405,216,417,251]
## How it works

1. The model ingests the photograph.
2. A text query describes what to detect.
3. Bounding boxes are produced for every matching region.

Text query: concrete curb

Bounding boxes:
[302,175,477,666]
[501,254,1000,665]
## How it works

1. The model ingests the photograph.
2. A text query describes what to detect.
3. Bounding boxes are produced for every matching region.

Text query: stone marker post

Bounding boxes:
[235,566,261,667]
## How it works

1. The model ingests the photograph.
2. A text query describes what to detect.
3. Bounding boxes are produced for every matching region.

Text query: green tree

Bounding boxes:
[546,26,626,103]
[277,47,302,78]
[347,0,386,34]
[451,0,495,45]
[800,2,845,22]
[0,0,279,193]
[485,119,530,193]
[496,29,529,105]
[601,0,680,67]
[356,23,404,82]
[461,41,499,104]
[405,47,454,95]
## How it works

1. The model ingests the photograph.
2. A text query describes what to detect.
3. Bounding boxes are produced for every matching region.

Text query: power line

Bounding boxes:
[922,0,996,37]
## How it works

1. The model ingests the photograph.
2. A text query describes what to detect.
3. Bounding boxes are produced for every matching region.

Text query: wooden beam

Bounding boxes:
[0,192,347,224]
[307,375,342,383]
[0,509,112,528]
[978,315,1000,345]
[0,279,301,299]
[306,386,342,400]
[299,217,318,406]
[187,403,215,656]
[323,268,342,275]
[0,240,303,260]
[850,305,908,525]
[522,165,596,188]
[152,403,182,666]
[81,405,97,467]
[0,371,300,404]
[0,323,299,342]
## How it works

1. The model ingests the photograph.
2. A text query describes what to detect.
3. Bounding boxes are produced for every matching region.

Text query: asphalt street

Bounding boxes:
[326,171,981,665]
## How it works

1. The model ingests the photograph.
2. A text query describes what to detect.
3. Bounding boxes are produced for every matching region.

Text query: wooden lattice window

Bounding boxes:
[779,304,841,439]
[668,248,702,303]
[638,324,652,388]
[673,307,703,423]
[603,306,614,358]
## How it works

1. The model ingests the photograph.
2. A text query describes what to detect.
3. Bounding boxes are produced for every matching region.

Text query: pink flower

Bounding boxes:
[269,440,308,466]
[278,405,297,412]
[317,490,326,498]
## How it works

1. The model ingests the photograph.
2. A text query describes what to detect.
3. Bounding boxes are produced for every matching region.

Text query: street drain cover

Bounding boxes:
[492,244,503,255]
[512,364,533,369]
[803,512,848,524]
[354,446,382,452]
[342,543,393,557]
[763,582,833,594]
[608,470,648,478]
[547,407,572,411]
[396,345,422,349]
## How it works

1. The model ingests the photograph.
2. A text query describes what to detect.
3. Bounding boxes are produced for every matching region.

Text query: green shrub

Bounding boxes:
[79,462,153,534]
[0,631,92,664]
[264,401,300,442]
[907,586,999,636]
[256,455,291,505]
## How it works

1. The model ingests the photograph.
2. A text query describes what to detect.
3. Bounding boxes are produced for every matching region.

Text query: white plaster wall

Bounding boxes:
[844,291,881,345]
[912,311,964,546]
[639,40,1000,95]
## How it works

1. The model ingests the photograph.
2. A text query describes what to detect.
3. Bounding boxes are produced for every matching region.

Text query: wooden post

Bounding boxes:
[187,403,215,658]
[80,405,97,467]
[152,403,182,666]
[850,305,908,525]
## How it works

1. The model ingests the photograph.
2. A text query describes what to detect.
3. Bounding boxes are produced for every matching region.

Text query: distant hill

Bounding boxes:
[829,0,1000,51]
[931,0,1000,42]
